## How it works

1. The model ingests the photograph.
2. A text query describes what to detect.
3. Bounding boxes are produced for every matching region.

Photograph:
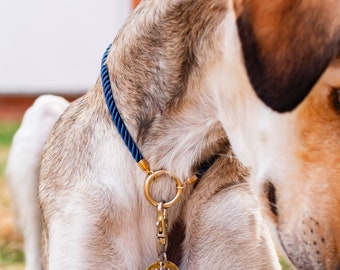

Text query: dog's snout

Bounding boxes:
[264,181,278,217]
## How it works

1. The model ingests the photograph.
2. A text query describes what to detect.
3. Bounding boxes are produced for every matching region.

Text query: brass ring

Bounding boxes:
[144,170,184,208]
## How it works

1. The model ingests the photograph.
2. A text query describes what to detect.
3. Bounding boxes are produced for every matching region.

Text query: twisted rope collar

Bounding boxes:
[101,44,143,163]
[101,45,216,181]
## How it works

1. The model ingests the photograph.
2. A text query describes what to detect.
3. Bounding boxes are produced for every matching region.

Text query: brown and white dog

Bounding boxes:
[39,0,340,269]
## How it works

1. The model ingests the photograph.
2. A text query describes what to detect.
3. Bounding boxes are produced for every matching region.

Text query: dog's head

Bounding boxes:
[226,1,340,269]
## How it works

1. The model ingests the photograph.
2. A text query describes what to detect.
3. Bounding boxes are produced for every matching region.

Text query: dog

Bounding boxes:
[39,0,340,269]
[6,95,69,270]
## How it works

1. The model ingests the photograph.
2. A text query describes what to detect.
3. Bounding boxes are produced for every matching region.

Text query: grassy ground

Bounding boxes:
[0,122,25,270]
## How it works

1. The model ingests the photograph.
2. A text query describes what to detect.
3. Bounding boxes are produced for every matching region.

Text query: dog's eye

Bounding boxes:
[333,88,340,110]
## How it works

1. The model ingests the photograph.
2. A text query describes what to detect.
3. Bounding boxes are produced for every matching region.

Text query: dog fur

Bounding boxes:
[6,95,69,270]
[39,87,279,269]
[181,150,279,269]
[39,0,340,269]
[242,56,340,270]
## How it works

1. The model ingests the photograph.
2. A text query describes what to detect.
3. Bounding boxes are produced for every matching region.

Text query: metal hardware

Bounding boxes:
[144,170,184,208]
[140,159,198,270]
[145,202,180,270]
[146,260,179,270]
[138,159,153,175]
[156,202,168,254]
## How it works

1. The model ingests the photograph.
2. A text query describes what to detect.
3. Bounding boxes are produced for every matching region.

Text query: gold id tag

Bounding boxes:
[146,260,179,270]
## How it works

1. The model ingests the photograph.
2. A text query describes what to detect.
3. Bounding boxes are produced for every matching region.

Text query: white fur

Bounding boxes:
[181,179,281,269]
[6,95,69,270]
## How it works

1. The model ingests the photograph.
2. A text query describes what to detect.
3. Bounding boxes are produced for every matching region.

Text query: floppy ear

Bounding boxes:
[236,0,340,112]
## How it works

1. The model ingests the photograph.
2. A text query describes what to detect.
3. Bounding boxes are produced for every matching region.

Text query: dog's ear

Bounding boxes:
[236,0,340,112]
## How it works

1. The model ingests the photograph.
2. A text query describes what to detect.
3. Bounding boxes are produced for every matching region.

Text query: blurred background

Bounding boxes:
[0,0,140,269]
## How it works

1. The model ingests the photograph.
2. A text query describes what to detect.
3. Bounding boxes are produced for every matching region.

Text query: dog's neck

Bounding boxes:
[95,75,227,180]
[96,0,231,180]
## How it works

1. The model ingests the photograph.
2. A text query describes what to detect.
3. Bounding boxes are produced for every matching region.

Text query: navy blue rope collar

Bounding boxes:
[101,44,143,163]
[100,45,216,179]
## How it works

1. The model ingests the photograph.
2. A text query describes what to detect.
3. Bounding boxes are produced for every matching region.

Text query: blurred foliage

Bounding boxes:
[0,121,24,268]
[279,256,293,269]
[0,241,24,267]
[0,122,19,147]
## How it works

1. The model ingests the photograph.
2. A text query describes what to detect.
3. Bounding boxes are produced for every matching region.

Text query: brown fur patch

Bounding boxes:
[292,58,340,267]
[296,60,340,166]
[236,0,340,112]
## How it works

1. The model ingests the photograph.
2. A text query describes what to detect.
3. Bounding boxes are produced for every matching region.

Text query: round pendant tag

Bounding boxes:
[146,260,180,270]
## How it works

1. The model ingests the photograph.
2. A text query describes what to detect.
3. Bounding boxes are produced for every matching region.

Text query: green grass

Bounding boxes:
[280,257,293,270]
[0,242,24,266]
[0,122,19,147]
[0,121,24,268]
[0,122,19,177]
